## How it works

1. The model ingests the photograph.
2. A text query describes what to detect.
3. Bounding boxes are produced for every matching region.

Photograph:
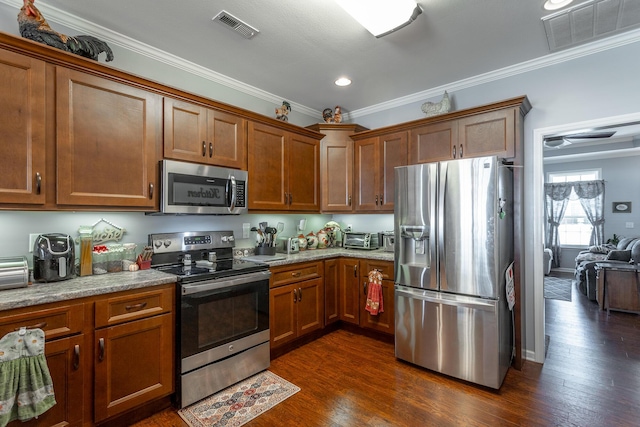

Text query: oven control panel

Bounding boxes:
[149,231,235,254]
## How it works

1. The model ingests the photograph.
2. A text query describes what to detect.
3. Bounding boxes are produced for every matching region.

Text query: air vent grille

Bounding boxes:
[542,0,640,51]
[212,10,259,39]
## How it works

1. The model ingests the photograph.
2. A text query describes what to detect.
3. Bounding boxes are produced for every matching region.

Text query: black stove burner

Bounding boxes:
[155,258,269,283]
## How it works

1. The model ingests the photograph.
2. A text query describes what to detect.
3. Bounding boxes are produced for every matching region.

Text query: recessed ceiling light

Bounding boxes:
[543,0,574,10]
[335,77,352,87]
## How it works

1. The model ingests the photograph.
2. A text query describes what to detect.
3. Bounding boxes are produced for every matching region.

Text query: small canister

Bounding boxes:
[122,243,137,271]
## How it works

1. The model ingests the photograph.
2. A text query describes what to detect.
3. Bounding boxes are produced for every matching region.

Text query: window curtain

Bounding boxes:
[544,183,572,267]
[574,180,605,246]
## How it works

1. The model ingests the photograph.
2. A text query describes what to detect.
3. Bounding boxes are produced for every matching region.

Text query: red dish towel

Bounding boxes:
[365,270,384,315]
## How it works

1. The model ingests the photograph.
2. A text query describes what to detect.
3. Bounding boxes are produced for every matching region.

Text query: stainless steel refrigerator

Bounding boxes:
[394,156,514,389]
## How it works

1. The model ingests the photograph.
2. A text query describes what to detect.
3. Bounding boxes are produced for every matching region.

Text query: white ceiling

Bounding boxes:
[9,0,639,115]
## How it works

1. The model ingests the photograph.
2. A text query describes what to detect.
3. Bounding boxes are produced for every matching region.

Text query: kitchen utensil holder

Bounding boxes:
[137,254,151,270]
[255,246,276,256]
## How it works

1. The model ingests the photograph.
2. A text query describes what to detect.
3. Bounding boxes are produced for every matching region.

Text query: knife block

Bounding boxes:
[255,246,276,256]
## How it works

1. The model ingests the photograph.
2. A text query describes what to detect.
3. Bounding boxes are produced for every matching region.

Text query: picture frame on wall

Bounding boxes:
[612,201,632,213]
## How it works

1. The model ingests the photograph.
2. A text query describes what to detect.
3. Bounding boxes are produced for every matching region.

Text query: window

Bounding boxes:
[547,169,601,246]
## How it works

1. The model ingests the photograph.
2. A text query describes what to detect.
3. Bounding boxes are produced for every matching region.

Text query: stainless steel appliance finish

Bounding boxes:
[343,231,379,250]
[159,159,247,215]
[275,236,299,254]
[149,230,270,408]
[0,256,29,290]
[379,232,395,252]
[394,156,513,389]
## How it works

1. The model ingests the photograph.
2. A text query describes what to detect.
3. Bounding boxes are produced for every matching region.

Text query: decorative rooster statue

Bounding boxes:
[17,0,113,62]
[421,91,451,117]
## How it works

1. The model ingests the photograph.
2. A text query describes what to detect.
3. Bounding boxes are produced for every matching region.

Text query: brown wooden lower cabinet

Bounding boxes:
[339,258,395,335]
[270,262,324,350]
[0,283,175,427]
[324,258,340,325]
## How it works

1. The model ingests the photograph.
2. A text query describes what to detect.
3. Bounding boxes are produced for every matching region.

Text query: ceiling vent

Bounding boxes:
[542,0,640,51]
[212,10,259,39]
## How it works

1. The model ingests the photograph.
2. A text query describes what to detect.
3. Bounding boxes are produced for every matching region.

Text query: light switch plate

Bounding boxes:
[626,222,634,229]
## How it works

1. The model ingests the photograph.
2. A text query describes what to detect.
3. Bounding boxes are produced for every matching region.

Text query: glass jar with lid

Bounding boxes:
[122,243,137,271]
[107,244,123,273]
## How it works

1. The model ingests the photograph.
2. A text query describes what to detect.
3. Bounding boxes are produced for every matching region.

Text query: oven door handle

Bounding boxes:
[181,270,271,295]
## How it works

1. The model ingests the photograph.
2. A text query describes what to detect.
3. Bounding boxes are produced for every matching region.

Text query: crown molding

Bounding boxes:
[3,0,639,120]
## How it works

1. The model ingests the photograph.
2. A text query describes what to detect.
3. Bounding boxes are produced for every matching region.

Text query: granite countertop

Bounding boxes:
[0,249,392,312]
[241,247,394,266]
[0,269,177,312]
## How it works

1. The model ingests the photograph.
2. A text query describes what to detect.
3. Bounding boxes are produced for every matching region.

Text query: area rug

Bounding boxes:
[178,371,300,427]
[544,276,572,302]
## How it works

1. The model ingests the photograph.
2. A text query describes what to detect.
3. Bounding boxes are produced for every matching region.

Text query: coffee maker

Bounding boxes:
[33,233,75,282]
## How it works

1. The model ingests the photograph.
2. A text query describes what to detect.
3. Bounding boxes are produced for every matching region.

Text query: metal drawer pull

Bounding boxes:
[298,287,302,301]
[453,145,456,158]
[73,345,80,370]
[98,338,105,361]
[149,183,154,199]
[348,195,352,206]
[375,195,378,205]
[460,144,463,158]
[202,141,206,156]
[292,272,301,277]
[14,321,47,331]
[209,142,213,157]
[125,302,148,311]
[293,288,298,303]
[379,194,383,206]
[35,172,42,195]
[363,281,368,295]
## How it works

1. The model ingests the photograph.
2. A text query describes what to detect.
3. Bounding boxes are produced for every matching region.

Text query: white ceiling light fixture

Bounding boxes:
[543,0,574,11]
[335,77,352,86]
[335,0,423,38]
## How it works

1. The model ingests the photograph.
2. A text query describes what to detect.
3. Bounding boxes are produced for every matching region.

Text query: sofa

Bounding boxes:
[574,237,640,301]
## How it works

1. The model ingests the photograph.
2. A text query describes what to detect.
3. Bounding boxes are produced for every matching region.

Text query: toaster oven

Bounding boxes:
[343,232,379,250]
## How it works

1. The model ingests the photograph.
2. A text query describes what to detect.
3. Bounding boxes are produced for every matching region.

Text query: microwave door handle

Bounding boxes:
[227,174,237,213]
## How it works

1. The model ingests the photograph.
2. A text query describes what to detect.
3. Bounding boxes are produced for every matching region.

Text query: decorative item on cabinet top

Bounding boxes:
[17,0,114,62]
[321,106,343,123]
[421,91,451,117]
[275,101,291,121]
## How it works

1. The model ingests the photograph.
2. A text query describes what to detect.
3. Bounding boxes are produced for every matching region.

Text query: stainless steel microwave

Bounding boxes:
[343,232,379,250]
[160,160,247,214]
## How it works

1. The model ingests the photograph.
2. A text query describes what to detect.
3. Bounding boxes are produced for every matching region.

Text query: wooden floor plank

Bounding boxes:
[132,278,639,426]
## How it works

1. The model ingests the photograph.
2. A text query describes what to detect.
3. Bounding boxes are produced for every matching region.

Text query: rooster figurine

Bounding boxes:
[421,91,451,117]
[18,0,113,62]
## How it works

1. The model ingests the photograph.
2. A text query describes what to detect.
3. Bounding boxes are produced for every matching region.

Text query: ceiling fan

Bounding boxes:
[543,131,616,148]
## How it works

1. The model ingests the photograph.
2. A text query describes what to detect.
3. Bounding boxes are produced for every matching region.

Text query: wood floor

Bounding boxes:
[133,279,640,426]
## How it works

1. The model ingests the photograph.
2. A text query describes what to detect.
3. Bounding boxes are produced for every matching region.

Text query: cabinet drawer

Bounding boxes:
[0,302,85,341]
[95,285,174,328]
[271,261,323,288]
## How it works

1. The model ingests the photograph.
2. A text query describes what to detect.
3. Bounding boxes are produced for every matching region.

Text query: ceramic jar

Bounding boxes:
[317,229,328,249]
[306,231,318,250]
[298,234,308,251]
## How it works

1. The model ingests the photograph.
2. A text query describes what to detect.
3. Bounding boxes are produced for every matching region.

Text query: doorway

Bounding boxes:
[531,112,640,363]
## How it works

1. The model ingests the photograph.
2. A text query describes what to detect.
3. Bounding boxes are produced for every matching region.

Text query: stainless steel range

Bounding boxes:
[149,230,271,408]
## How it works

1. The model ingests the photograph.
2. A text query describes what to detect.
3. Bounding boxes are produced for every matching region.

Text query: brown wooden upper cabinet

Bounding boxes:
[56,67,161,209]
[163,97,247,169]
[409,108,515,164]
[0,49,46,205]
[354,131,407,212]
[248,121,320,211]
[309,123,368,213]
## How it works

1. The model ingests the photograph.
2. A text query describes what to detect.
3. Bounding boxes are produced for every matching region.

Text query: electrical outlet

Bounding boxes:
[626,222,634,229]
[242,223,251,239]
[28,233,41,252]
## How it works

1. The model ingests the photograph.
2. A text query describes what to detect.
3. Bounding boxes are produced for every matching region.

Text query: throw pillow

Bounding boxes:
[589,245,611,254]
[606,250,632,262]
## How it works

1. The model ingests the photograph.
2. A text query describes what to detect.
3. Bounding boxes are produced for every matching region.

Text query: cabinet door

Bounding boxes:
[270,284,297,349]
[248,121,288,210]
[8,335,86,427]
[0,50,46,205]
[458,109,515,158]
[379,131,407,211]
[207,109,247,169]
[354,137,379,211]
[409,121,457,163]
[56,67,160,208]
[338,258,360,325]
[324,259,340,325]
[360,260,395,334]
[320,133,354,212]
[163,97,208,162]
[94,313,174,422]
[296,277,324,337]
[288,133,320,211]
